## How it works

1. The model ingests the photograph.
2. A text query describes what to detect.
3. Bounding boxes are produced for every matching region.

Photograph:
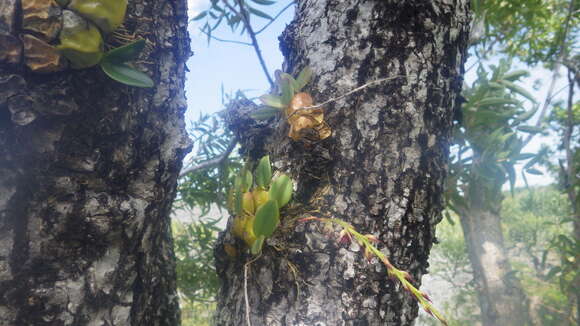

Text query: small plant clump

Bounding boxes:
[228,155,293,255]
[251,67,331,142]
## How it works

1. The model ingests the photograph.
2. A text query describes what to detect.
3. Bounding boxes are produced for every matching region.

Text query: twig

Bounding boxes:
[522,0,575,147]
[255,1,296,35]
[223,0,274,87]
[179,138,237,178]
[299,75,405,111]
[244,253,262,326]
[199,28,253,46]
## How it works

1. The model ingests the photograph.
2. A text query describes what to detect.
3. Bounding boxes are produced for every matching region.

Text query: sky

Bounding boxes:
[184,0,575,188]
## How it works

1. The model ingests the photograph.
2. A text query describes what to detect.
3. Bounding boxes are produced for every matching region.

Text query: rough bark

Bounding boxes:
[459,180,530,326]
[214,1,470,325]
[0,0,190,325]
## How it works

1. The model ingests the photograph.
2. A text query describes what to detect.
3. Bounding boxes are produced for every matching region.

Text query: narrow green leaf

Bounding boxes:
[241,169,253,193]
[250,106,280,120]
[191,11,208,21]
[100,61,154,88]
[104,39,146,63]
[247,6,274,20]
[477,97,520,107]
[233,176,243,216]
[525,168,543,175]
[517,125,544,133]
[268,174,293,208]
[498,80,536,103]
[280,75,294,107]
[251,0,276,5]
[259,94,285,109]
[501,70,530,81]
[514,105,538,122]
[515,153,536,160]
[294,66,313,92]
[255,155,272,188]
[251,235,266,255]
[253,200,280,237]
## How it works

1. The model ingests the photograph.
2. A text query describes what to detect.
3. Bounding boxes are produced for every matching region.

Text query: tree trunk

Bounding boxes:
[0,1,190,325]
[459,183,530,326]
[214,1,470,325]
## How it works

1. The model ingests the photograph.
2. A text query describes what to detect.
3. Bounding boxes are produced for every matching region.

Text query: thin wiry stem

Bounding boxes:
[522,0,575,147]
[223,0,274,87]
[179,138,237,178]
[303,76,405,110]
[199,28,253,46]
[255,1,296,35]
[243,253,261,326]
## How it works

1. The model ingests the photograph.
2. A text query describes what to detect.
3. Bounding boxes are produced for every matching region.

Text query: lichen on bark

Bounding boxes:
[0,0,191,325]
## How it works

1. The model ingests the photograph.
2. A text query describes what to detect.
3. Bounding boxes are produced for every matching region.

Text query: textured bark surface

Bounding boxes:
[0,0,190,325]
[215,1,470,325]
[459,190,530,326]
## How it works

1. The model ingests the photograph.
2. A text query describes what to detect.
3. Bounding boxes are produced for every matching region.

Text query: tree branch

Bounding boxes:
[522,0,575,147]
[179,138,237,178]
[223,0,274,88]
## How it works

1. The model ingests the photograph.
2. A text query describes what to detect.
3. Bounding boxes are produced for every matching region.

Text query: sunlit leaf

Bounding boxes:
[255,155,272,188]
[498,80,536,103]
[268,174,293,208]
[501,70,530,81]
[250,106,280,120]
[259,94,285,109]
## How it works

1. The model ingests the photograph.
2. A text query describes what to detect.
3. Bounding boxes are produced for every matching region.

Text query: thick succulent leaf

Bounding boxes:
[294,66,313,92]
[259,94,285,109]
[100,60,154,88]
[280,75,295,106]
[250,106,280,120]
[251,235,265,255]
[255,155,272,188]
[501,70,530,81]
[253,200,279,237]
[498,80,536,103]
[268,174,293,208]
[477,97,520,107]
[104,39,146,63]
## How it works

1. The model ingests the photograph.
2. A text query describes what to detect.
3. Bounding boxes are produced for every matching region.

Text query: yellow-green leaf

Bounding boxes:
[268,174,292,208]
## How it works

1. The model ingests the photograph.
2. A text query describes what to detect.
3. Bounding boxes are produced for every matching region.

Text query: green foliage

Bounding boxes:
[252,66,313,119]
[472,0,577,65]
[193,0,280,44]
[255,155,272,188]
[230,156,293,252]
[173,217,220,303]
[177,113,241,215]
[446,59,544,215]
[430,186,576,325]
